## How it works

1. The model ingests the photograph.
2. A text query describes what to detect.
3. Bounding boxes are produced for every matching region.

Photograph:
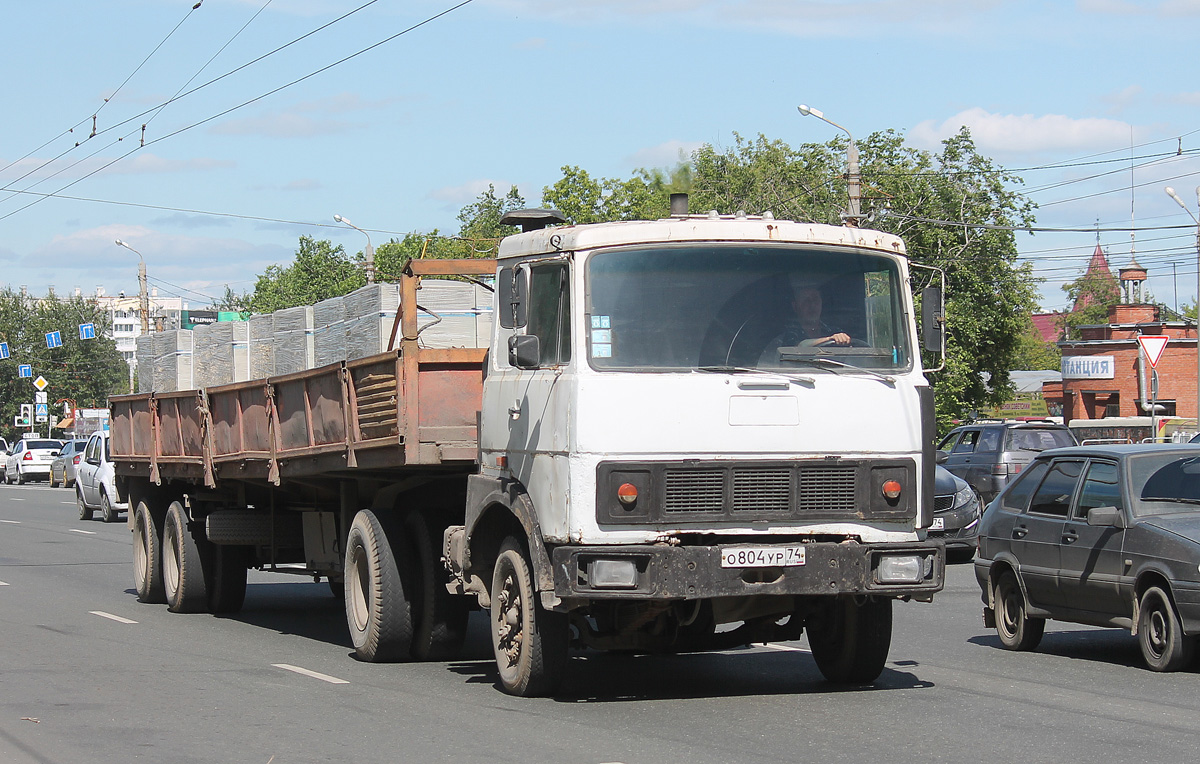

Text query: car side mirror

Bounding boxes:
[1087,506,1125,529]
[508,334,540,370]
[936,449,949,465]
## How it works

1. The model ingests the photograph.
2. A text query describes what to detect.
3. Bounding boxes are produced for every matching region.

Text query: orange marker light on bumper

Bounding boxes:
[617,483,639,505]
[882,480,902,500]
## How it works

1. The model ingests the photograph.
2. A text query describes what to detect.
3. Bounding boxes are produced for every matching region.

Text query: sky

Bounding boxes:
[2,0,1199,315]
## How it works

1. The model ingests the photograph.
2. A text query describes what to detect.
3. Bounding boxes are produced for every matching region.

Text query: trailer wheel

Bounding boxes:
[406,511,469,661]
[163,501,208,613]
[807,595,893,684]
[133,500,166,604]
[77,487,93,521]
[490,535,568,697]
[206,545,249,614]
[344,510,413,662]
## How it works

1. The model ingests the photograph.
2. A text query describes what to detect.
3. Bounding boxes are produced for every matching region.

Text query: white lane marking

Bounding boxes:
[90,611,137,624]
[0,519,20,524]
[60,502,76,506]
[272,664,349,685]
[0,581,9,586]
[69,529,97,535]
[761,643,811,654]
[8,498,24,502]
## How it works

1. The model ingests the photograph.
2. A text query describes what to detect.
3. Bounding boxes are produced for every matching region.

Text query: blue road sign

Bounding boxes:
[0,342,8,360]
[79,323,96,340]
[46,331,62,349]
[18,365,32,378]
[34,403,48,418]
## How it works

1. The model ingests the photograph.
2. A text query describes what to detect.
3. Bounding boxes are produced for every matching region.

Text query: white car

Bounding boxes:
[76,431,128,522]
[5,438,63,484]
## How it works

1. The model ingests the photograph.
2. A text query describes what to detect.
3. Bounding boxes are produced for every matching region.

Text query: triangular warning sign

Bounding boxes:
[1139,335,1169,369]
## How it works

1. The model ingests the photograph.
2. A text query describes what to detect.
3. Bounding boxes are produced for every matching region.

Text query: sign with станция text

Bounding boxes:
[1061,355,1115,380]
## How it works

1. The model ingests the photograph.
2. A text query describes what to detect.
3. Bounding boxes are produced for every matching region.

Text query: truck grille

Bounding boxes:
[598,459,916,526]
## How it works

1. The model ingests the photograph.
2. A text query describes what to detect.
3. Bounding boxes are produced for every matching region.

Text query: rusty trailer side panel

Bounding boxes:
[110,259,493,486]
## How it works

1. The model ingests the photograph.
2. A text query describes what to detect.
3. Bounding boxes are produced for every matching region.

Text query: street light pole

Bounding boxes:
[334,214,375,284]
[797,104,861,226]
[115,239,150,333]
[1164,185,1200,429]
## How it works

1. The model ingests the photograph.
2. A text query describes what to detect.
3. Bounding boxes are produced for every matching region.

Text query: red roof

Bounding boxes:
[1073,244,1116,312]
[1031,313,1060,343]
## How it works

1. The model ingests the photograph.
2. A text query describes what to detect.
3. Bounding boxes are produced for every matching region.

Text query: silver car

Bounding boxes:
[76,431,128,522]
[49,439,88,488]
[5,438,64,484]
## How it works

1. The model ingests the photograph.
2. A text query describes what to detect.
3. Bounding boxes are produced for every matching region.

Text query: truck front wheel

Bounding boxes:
[490,536,568,697]
[344,510,413,662]
[807,595,893,684]
[163,501,208,613]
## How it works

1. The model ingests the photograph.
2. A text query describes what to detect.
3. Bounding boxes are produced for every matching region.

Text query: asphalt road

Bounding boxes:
[2,482,1199,764]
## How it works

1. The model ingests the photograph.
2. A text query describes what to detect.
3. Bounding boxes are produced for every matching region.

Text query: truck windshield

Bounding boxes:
[585,244,911,372]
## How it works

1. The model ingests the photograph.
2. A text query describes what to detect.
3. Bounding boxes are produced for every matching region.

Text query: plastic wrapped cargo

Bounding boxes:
[414,279,493,349]
[344,283,401,361]
[194,322,249,387]
[249,314,274,379]
[273,305,314,375]
[313,295,346,367]
[135,333,155,393]
[150,329,193,392]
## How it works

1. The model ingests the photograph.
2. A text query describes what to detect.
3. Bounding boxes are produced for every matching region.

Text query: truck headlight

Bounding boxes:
[590,559,639,589]
[875,554,924,584]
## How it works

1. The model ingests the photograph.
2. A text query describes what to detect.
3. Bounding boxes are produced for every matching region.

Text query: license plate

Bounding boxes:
[720,545,805,568]
[930,517,945,530]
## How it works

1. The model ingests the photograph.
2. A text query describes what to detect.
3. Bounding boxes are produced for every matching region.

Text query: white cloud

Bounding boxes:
[1079,0,1200,15]
[1099,85,1143,115]
[428,179,515,205]
[908,108,1132,154]
[626,139,704,169]
[210,112,358,138]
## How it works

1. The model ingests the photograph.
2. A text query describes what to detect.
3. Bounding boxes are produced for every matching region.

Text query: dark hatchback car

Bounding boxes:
[931,465,982,562]
[938,421,1076,503]
[974,444,1200,671]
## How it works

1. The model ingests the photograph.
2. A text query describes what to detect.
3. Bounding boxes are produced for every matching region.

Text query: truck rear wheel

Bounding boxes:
[490,536,568,697]
[406,511,469,661]
[344,510,413,662]
[133,500,166,604]
[206,545,249,614]
[807,595,892,684]
[163,501,208,613]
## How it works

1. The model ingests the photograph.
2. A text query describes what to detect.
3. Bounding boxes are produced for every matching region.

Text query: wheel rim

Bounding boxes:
[1146,605,1169,659]
[493,558,524,676]
[998,582,1021,638]
[134,514,149,587]
[163,525,181,600]
[349,544,371,633]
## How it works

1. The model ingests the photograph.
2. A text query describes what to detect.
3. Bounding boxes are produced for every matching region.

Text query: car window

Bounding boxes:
[103,437,111,462]
[1000,461,1048,513]
[85,437,100,461]
[1006,428,1072,452]
[978,429,1001,452]
[1073,461,1122,520]
[1137,456,1200,512]
[937,432,960,451]
[1029,459,1084,517]
[952,430,980,454]
[28,440,61,450]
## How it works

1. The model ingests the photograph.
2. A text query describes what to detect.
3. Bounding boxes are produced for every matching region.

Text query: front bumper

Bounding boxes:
[550,540,944,601]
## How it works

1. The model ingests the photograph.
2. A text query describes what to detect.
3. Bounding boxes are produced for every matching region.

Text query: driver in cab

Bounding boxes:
[779,285,850,347]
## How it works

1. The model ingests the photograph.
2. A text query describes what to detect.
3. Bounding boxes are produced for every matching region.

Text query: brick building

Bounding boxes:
[1053,256,1198,422]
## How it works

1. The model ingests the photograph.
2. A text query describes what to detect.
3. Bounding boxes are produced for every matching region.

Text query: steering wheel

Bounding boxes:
[817,337,869,348]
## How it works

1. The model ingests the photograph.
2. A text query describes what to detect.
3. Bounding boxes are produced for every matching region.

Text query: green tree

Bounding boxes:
[0,289,127,442]
[211,285,250,312]
[1058,268,1120,340]
[247,236,364,313]
[1011,319,1062,371]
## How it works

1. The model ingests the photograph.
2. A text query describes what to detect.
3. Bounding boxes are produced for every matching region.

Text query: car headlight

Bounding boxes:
[952,485,976,512]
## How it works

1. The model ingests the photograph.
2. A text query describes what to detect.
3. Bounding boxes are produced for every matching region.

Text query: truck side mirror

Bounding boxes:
[921,286,944,352]
[508,334,540,369]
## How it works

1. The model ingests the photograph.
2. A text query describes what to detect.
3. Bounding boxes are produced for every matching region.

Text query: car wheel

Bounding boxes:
[48,469,58,488]
[1138,586,1194,672]
[100,490,118,523]
[15,467,24,486]
[994,570,1044,651]
[77,487,93,521]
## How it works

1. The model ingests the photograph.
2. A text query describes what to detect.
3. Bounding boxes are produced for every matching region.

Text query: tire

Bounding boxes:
[994,570,1044,651]
[808,596,893,684]
[77,487,93,521]
[344,510,413,662]
[490,535,568,697]
[16,467,25,485]
[205,545,249,614]
[133,500,166,604]
[48,469,58,488]
[163,501,208,613]
[100,490,119,523]
[1138,586,1194,672]
[406,511,469,661]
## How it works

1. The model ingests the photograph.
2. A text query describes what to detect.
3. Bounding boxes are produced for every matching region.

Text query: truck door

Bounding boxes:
[481,259,573,539]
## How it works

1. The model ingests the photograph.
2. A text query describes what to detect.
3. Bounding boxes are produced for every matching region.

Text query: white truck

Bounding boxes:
[111,197,946,696]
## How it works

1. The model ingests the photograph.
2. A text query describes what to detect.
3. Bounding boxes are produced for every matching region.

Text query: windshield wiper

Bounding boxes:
[1142,497,1200,505]
[776,355,895,385]
[697,366,814,385]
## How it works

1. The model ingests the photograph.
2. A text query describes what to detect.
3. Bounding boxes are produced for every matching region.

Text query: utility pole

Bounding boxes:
[1164,186,1200,429]
[334,215,375,284]
[115,239,150,333]
[797,104,862,226]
